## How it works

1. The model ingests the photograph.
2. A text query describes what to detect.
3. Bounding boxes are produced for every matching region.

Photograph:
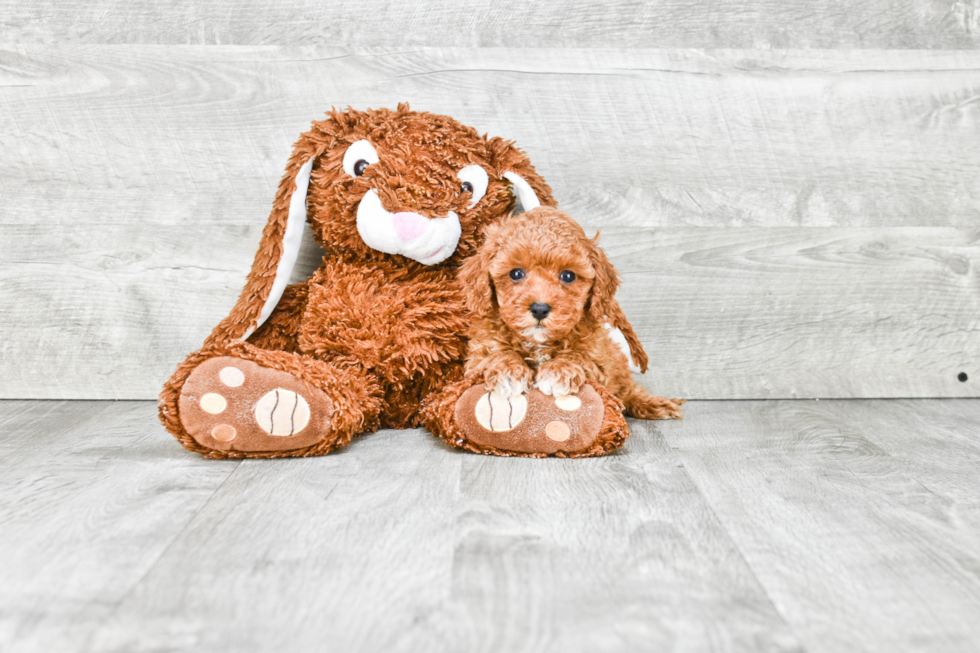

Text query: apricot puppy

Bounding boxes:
[459,207,683,420]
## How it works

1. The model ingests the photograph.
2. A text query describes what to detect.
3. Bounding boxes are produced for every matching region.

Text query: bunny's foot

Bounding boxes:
[422,377,629,458]
[160,343,380,458]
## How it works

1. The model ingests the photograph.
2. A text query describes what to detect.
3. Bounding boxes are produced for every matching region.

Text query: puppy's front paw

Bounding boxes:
[484,361,533,398]
[535,360,587,397]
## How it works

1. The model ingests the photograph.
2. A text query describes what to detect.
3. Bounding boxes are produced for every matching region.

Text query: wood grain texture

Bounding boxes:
[408,430,801,653]
[612,227,980,400]
[4,399,980,652]
[3,47,979,399]
[2,0,979,48]
[0,400,240,653]
[660,399,980,652]
[75,403,801,653]
[88,411,471,653]
[3,224,977,400]
[3,48,979,228]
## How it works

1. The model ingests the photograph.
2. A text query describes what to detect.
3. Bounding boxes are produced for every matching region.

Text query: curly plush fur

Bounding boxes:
[160,105,648,458]
[459,207,684,420]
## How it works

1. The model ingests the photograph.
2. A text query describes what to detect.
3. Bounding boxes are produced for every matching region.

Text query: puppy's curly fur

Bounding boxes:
[459,206,684,420]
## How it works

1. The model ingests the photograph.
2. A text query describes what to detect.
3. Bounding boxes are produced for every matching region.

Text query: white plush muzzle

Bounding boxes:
[356,190,462,266]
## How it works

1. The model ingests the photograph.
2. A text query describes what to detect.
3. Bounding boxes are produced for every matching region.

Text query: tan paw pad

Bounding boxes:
[211,424,237,442]
[254,389,311,436]
[474,391,528,432]
[554,395,581,411]
[219,366,245,387]
[200,393,227,414]
[545,420,571,441]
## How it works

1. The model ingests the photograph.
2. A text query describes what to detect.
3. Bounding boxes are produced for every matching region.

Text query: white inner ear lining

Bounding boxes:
[503,171,541,212]
[604,323,642,374]
[241,156,313,340]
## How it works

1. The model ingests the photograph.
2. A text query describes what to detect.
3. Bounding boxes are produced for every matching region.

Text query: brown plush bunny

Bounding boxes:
[160,104,648,458]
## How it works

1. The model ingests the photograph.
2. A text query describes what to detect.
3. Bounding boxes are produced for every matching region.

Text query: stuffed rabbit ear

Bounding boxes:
[241,157,313,340]
[503,171,541,212]
[203,142,321,348]
[486,135,556,211]
[604,323,644,374]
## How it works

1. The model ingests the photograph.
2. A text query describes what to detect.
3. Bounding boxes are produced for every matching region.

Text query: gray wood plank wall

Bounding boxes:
[2,15,979,400]
[3,0,980,48]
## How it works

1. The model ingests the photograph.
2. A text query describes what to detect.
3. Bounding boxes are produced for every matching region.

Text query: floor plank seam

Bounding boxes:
[657,426,811,652]
[76,455,245,653]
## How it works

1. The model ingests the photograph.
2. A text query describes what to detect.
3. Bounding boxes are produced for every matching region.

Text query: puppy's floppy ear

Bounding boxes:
[458,221,504,318]
[203,111,349,347]
[585,231,621,324]
[486,136,557,212]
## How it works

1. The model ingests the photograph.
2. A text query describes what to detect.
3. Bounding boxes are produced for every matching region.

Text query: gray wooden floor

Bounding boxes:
[2,399,978,653]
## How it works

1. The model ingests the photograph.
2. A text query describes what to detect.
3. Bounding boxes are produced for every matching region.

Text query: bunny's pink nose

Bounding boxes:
[393,212,429,242]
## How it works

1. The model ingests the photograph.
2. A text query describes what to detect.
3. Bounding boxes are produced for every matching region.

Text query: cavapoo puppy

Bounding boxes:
[460,206,684,420]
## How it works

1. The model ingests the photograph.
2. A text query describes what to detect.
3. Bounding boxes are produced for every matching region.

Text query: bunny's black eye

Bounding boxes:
[559,270,576,284]
[457,165,488,208]
[343,140,379,177]
[509,269,525,281]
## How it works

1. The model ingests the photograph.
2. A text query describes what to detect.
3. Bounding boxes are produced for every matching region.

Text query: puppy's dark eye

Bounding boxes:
[460,181,474,195]
[509,268,525,282]
[559,270,576,284]
[353,159,370,176]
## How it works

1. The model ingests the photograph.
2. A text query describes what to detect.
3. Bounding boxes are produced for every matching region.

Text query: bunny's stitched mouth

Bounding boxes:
[426,245,445,260]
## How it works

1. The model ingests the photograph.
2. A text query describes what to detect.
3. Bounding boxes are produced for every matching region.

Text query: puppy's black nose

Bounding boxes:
[530,303,552,320]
